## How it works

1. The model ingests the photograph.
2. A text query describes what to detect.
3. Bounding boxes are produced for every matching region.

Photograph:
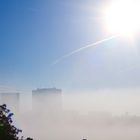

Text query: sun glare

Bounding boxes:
[104,0,140,38]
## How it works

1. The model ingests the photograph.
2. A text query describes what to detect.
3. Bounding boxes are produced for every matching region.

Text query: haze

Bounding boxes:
[0,0,140,139]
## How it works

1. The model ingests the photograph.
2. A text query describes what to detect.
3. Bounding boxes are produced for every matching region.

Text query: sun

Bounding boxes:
[104,0,140,38]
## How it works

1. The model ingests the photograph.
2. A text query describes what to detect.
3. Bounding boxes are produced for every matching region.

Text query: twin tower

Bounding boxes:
[0,88,62,113]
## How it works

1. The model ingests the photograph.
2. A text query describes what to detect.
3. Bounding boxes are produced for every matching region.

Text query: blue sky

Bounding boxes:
[1,0,140,91]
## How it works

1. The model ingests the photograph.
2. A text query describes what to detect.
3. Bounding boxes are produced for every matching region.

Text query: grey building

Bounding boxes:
[0,92,20,112]
[32,88,62,113]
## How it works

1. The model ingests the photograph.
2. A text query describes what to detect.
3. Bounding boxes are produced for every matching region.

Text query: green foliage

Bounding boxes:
[0,104,33,140]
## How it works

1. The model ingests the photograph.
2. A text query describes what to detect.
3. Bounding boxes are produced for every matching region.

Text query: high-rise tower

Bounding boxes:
[32,88,62,114]
[0,92,20,112]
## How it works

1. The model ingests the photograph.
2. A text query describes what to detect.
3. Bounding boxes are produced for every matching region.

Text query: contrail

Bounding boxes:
[52,35,117,66]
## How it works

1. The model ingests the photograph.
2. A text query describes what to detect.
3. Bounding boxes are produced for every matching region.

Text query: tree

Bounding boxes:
[0,104,33,140]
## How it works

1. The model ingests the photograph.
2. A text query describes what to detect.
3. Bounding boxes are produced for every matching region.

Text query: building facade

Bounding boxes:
[0,92,20,112]
[32,88,62,114]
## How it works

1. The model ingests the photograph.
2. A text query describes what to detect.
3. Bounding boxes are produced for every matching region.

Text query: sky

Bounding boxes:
[1,0,140,92]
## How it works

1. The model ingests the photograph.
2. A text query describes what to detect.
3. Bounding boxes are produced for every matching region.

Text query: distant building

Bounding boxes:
[32,88,62,113]
[0,92,20,112]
